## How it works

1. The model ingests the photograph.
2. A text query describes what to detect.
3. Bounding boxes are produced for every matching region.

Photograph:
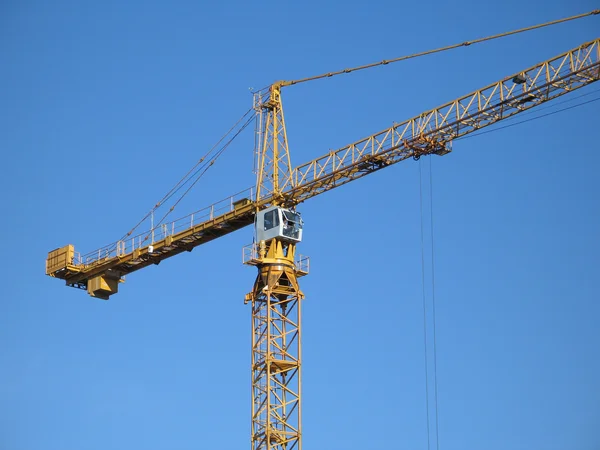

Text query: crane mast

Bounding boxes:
[45,37,600,450]
[255,83,294,203]
[245,83,305,449]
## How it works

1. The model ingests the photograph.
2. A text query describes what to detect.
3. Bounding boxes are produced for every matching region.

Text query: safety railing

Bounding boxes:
[80,187,255,266]
[242,243,310,275]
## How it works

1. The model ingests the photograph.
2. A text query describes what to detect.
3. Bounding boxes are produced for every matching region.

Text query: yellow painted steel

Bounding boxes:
[255,83,294,204]
[46,38,600,298]
[248,84,304,448]
[245,238,305,450]
[44,36,600,450]
[87,272,123,300]
[46,245,77,275]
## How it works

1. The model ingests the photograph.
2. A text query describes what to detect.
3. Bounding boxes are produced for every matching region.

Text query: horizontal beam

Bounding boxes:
[278,38,600,205]
[49,38,600,291]
[52,200,256,286]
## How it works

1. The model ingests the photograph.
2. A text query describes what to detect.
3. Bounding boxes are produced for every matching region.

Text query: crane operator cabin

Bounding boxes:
[255,207,303,244]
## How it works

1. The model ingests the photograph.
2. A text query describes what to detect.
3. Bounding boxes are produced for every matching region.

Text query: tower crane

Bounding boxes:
[46,34,599,449]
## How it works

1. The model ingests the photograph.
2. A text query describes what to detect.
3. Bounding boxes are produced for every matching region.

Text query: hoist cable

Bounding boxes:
[419,160,432,450]
[119,107,254,242]
[159,108,255,207]
[419,158,441,450]
[279,10,599,88]
[141,112,256,243]
[428,157,441,450]
[417,95,600,446]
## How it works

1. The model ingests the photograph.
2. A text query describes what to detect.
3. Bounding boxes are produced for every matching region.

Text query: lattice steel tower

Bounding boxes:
[244,84,308,449]
[43,31,600,450]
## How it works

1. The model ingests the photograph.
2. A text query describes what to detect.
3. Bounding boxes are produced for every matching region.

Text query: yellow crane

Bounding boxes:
[46,29,599,450]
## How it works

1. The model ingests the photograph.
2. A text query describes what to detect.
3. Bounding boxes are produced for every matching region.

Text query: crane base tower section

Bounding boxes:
[245,239,307,450]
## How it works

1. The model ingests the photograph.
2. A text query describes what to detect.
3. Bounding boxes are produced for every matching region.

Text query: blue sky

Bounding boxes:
[1,1,599,449]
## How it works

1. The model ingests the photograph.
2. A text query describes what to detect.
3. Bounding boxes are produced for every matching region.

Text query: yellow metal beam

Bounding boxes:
[46,38,600,297]
[280,38,600,204]
[245,239,305,450]
[255,83,294,203]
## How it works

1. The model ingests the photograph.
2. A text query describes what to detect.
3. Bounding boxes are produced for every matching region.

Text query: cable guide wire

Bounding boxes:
[271,10,599,89]
[115,107,255,249]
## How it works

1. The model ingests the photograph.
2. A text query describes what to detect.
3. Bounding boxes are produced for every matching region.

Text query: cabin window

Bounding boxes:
[264,210,279,230]
[282,210,301,240]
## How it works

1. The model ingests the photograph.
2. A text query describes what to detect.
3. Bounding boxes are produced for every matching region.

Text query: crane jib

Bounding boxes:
[45,38,600,299]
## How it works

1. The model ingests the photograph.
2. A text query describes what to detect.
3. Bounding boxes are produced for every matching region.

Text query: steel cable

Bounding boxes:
[419,160,432,450]
[119,107,255,242]
[141,112,256,244]
[419,157,441,450]
[279,10,599,88]
[457,96,600,141]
